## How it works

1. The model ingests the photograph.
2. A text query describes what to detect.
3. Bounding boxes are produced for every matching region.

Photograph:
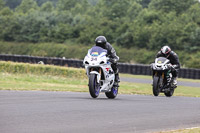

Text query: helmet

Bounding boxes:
[95,36,107,48]
[161,46,171,57]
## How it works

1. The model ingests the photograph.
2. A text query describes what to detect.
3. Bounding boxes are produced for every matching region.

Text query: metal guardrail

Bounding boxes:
[0,54,200,79]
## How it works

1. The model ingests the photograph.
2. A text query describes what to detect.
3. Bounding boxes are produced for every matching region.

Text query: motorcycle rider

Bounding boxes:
[95,36,120,87]
[156,45,180,87]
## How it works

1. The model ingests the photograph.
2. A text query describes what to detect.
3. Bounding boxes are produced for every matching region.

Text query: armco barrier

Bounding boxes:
[0,54,199,79]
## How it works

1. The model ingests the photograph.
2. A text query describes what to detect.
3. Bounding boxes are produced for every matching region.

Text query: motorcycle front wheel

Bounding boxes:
[105,86,118,99]
[153,76,160,96]
[89,74,100,98]
[164,88,174,97]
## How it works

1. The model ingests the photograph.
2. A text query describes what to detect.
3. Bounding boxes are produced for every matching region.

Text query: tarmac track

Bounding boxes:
[0,90,200,133]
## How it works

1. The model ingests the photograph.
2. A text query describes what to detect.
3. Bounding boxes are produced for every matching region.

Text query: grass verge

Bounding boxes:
[0,61,200,97]
[0,61,86,78]
[0,72,200,97]
[158,127,200,133]
[0,73,88,92]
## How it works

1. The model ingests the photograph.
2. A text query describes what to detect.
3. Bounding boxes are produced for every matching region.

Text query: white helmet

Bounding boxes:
[161,46,171,57]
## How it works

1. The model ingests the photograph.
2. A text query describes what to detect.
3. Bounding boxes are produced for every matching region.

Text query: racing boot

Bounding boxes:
[172,77,177,88]
[113,73,120,87]
[166,73,172,89]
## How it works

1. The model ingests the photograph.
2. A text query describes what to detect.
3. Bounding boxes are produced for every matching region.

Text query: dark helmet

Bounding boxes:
[161,45,171,57]
[95,36,107,48]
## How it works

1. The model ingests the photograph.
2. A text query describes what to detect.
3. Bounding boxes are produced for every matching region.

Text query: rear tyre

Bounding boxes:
[153,76,160,96]
[89,74,100,98]
[105,86,118,99]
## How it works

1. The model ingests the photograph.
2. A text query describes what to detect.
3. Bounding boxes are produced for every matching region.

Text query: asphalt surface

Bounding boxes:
[0,90,200,133]
[121,77,200,88]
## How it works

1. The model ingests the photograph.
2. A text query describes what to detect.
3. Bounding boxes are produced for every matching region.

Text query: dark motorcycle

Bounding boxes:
[151,57,177,97]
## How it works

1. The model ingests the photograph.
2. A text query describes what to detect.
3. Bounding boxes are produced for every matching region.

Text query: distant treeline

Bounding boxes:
[1,0,199,51]
[3,0,149,9]
[0,0,200,68]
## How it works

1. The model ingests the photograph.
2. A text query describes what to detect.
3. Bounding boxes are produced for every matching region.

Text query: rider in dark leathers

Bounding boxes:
[156,46,180,86]
[95,36,120,87]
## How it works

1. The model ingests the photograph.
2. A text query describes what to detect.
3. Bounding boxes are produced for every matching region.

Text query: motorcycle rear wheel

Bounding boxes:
[89,74,100,98]
[153,76,160,96]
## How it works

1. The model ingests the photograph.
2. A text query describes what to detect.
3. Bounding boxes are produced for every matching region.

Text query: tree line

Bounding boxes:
[0,0,200,68]
[1,0,199,50]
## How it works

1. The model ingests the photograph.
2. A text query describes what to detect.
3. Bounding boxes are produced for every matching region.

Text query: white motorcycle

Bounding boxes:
[83,46,118,99]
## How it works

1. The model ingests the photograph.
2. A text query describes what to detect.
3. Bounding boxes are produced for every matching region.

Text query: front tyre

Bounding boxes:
[89,74,100,98]
[164,88,174,97]
[153,76,160,96]
[105,86,118,99]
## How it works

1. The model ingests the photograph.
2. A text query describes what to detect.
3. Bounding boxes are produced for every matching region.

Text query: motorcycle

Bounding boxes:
[83,46,118,99]
[151,57,177,97]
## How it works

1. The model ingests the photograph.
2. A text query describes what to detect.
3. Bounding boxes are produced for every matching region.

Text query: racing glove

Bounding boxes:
[108,58,117,64]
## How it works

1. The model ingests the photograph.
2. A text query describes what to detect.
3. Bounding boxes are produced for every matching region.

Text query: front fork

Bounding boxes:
[90,68,102,83]
[154,72,164,88]
[154,71,172,91]
[166,70,172,86]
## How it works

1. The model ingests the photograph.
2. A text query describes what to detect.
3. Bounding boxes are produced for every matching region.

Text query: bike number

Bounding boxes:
[91,57,97,61]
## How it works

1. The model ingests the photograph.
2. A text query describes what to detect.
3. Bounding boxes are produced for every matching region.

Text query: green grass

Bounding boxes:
[120,81,200,97]
[0,72,200,97]
[0,61,87,78]
[158,127,200,133]
[0,61,200,97]
[0,73,88,92]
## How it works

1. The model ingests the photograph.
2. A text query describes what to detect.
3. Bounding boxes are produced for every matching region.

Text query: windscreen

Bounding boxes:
[89,46,107,57]
[156,57,169,64]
